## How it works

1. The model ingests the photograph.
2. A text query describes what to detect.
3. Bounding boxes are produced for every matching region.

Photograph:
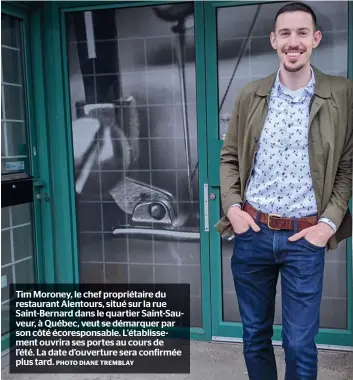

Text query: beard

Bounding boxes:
[283,61,305,73]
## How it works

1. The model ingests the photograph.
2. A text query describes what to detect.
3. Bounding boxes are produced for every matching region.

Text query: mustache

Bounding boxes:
[282,48,306,53]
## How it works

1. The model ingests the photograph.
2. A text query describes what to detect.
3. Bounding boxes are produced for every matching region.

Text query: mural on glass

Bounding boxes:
[218,1,349,329]
[65,3,202,327]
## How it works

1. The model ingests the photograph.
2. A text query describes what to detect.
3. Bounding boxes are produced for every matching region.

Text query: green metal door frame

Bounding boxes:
[205,0,353,347]
[1,1,55,353]
[40,0,212,341]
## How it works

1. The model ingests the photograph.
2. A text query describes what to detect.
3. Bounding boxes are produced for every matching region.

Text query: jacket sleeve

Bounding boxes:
[220,92,243,216]
[320,83,353,229]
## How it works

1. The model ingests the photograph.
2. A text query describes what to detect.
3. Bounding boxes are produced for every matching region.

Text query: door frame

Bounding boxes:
[41,0,212,341]
[205,0,353,348]
[1,1,55,353]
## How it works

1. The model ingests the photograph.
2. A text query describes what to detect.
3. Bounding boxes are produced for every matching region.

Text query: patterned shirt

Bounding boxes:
[243,69,336,231]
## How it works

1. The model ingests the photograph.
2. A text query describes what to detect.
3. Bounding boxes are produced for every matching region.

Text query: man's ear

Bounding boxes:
[312,30,322,49]
[270,31,277,49]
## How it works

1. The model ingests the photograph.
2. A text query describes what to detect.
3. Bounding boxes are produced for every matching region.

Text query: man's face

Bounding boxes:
[270,11,322,73]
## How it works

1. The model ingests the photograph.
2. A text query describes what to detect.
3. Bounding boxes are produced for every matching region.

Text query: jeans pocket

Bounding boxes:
[302,237,326,251]
[234,227,252,238]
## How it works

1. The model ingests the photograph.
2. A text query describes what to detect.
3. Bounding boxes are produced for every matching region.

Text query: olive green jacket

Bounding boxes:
[215,66,353,250]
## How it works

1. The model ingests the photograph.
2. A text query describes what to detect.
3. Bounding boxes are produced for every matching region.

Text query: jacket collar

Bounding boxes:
[256,65,331,99]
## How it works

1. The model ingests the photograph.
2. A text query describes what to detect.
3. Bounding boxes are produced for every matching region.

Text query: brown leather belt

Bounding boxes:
[243,202,318,231]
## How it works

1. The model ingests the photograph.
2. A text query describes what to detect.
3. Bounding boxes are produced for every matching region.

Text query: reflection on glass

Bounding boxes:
[65,3,202,327]
[1,15,36,337]
[217,1,348,329]
[1,14,29,174]
[1,204,36,336]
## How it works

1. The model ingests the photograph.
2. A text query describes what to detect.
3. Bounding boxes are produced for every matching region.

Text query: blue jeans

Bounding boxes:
[231,220,325,380]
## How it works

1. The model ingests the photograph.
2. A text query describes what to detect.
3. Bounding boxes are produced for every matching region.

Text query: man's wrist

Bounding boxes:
[227,203,242,218]
[228,203,242,211]
[318,217,337,233]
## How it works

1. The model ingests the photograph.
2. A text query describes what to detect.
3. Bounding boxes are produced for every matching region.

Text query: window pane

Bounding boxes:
[1,14,36,337]
[217,1,349,329]
[1,14,29,175]
[65,4,203,328]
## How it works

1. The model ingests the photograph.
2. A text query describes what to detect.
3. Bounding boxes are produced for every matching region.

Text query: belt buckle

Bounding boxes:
[267,213,281,230]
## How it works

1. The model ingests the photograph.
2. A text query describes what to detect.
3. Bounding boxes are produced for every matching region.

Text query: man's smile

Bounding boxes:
[284,50,304,62]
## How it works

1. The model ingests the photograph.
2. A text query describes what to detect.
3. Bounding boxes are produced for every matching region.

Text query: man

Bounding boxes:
[215,2,352,380]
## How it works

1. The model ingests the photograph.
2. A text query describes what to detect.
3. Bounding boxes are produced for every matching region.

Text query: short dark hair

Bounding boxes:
[273,2,317,31]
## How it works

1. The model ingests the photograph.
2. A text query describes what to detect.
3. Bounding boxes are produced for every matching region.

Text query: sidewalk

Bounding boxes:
[2,341,353,380]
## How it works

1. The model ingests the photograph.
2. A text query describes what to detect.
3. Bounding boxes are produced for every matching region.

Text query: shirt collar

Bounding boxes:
[273,67,315,98]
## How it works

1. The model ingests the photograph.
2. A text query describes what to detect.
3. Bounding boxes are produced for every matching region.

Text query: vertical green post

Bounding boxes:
[30,6,56,284]
[347,0,353,346]
[42,1,78,284]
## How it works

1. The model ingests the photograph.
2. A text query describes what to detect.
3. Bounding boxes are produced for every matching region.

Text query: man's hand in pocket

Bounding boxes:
[227,206,261,234]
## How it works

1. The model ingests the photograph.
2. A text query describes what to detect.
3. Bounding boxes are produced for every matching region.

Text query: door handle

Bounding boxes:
[33,179,50,202]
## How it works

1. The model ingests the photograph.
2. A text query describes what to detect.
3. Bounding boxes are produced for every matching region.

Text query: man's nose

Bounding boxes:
[288,33,299,47]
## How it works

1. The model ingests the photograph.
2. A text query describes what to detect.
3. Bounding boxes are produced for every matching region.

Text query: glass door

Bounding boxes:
[1,4,52,353]
[57,1,211,339]
[205,1,353,346]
